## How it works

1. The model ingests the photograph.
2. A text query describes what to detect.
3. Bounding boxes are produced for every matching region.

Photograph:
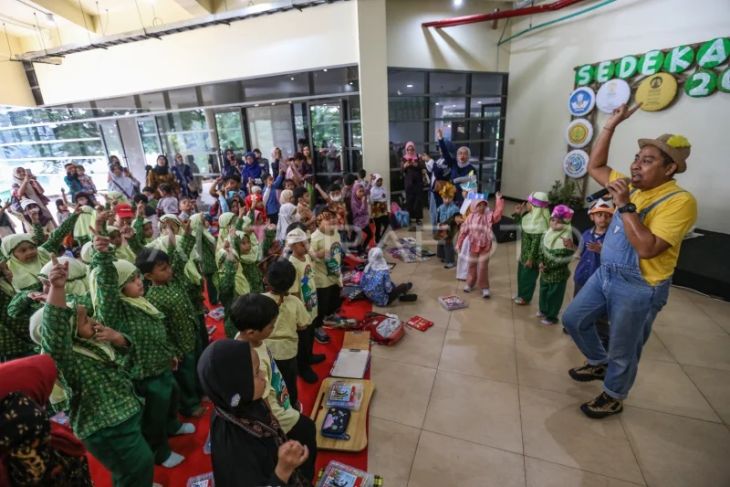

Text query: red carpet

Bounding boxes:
[87,297,373,486]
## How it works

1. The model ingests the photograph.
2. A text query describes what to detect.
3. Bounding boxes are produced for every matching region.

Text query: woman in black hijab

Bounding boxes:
[146,154,179,194]
[198,339,311,487]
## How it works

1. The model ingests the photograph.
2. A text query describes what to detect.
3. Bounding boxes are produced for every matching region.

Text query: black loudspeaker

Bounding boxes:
[495,216,517,243]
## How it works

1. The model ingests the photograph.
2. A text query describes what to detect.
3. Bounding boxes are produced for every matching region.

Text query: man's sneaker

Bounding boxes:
[513,297,528,305]
[314,328,331,344]
[536,311,546,318]
[580,392,623,419]
[540,318,557,326]
[569,362,607,382]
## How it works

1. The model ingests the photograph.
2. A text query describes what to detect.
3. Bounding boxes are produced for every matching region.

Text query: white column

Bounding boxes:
[356,0,391,194]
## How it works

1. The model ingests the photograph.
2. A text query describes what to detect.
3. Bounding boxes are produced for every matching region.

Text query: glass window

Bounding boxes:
[246,105,296,158]
[200,81,245,106]
[215,111,244,151]
[470,97,502,114]
[429,72,467,95]
[471,73,503,95]
[431,97,466,119]
[388,69,426,96]
[167,87,200,110]
[99,121,125,161]
[313,67,358,96]
[389,97,428,122]
[309,103,343,174]
[138,92,167,111]
[388,122,427,148]
[137,117,162,167]
[95,96,138,116]
[244,74,310,101]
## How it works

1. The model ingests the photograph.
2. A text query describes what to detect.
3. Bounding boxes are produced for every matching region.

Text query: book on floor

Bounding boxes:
[406,315,434,331]
[316,460,374,487]
[438,295,468,311]
[330,349,370,379]
[326,380,365,410]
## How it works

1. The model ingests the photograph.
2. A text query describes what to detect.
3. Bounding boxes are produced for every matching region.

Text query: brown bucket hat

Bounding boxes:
[637,134,691,173]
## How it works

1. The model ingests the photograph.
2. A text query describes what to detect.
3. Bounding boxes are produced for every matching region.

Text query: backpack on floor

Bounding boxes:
[359,312,405,346]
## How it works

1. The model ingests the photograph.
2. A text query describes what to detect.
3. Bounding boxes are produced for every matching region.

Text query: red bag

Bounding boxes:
[359,312,405,346]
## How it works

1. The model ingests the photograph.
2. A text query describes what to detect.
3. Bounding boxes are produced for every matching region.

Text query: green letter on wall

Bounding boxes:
[663,45,695,74]
[575,65,595,86]
[616,55,638,79]
[697,37,730,69]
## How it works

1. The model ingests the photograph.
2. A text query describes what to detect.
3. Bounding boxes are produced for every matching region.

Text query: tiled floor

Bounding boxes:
[365,235,730,487]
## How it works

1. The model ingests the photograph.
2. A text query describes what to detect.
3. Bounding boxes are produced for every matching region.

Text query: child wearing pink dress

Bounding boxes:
[456,193,504,298]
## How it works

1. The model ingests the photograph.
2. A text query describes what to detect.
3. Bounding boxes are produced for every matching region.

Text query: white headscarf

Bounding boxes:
[364,247,390,273]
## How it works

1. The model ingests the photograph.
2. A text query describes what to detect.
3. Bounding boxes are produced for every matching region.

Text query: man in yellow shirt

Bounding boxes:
[563,103,697,419]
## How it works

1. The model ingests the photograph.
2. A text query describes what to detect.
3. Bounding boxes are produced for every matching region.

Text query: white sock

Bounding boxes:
[161,451,185,468]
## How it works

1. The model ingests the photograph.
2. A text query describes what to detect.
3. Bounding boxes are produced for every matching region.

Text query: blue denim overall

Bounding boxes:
[562,190,684,399]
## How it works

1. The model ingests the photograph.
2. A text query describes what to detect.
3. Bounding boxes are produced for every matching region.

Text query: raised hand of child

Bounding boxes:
[166,226,176,248]
[495,191,503,200]
[181,219,192,235]
[28,291,47,302]
[136,201,146,218]
[48,254,69,289]
[92,231,111,253]
[223,241,238,263]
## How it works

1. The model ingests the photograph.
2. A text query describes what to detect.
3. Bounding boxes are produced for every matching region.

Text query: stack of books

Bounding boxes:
[326,381,365,411]
[316,461,375,487]
[438,295,468,311]
[330,349,370,379]
[406,315,435,332]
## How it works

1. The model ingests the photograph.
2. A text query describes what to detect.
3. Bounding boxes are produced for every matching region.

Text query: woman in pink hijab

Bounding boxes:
[401,141,425,230]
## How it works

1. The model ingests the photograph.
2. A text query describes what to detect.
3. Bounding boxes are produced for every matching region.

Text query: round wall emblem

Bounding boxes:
[565,119,594,148]
[568,87,596,116]
[635,73,678,111]
[563,150,589,178]
[596,79,631,113]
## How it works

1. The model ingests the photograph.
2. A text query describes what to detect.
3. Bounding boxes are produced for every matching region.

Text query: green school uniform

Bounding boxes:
[0,281,36,361]
[89,250,180,464]
[513,208,549,302]
[538,225,575,322]
[216,258,240,339]
[145,236,202,416]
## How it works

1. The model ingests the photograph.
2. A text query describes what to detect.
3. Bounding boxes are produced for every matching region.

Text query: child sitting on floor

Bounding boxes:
[456,192,504,298]
[263,260,313,402]
[537,204,576,325]
[231,293,318,483]
[360,247,417,306]
[156,183,179,216]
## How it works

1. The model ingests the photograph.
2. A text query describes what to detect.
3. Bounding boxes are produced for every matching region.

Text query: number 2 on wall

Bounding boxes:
[685,70,718,97]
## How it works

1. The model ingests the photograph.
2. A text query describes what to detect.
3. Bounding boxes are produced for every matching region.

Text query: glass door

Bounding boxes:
[309,101,344,188]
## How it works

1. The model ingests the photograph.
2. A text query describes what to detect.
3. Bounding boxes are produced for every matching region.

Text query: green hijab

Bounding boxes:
[216,212,237,251]
[216,248,250,296]
[542,224,574,251]
[73,206,96,241]
[39,256,89,297]
[29,306,116,363]
[520,207,550,234]
[89,259,163,318]
[1,233,49,291]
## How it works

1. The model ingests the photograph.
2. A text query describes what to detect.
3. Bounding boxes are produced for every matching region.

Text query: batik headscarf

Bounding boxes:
[520,192,550,235]
[1,233,49,291]
[88,259,163,318]
[39,256,89,297]
[542,205,575,251]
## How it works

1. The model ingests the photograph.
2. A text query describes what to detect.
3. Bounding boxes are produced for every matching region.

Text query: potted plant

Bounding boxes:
[548,179,591,231]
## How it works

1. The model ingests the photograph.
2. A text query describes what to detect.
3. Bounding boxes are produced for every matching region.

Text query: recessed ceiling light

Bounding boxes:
[254,104,259,107]
[290,76,295,81]
[478,101,483,104]
[406,84,414,88]
[323,68,328,72]
[435,102,440,106]
[271,102,275,105]
[453,0,463,6]
[349,81,353,85]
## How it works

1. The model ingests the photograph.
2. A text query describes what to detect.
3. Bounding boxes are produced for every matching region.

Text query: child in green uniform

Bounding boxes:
[0,209,80,292]
[190,212,218,304]
[286,228,324,384]
[33,256,154,487]
[89,234,193,468]
[513,192,551,305]
[216,227,251,338]
[263,259,312,408]
[136,229,205,418]
[310,206,344,344]
[0,260,36,361]
[231,293,318,483]
[537,205,576,325]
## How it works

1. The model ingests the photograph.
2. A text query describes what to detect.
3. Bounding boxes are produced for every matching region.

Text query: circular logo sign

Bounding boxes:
[568,87,596,116]
[563,150,589,179]
[635,73,678,111]
[596,79,631,113]
[685,70,718,97]
[565,119,594,148]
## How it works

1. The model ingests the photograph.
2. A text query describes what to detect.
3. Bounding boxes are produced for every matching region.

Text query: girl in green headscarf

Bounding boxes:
[537,205,576,325]
[512,191,551,305]
[0,209,80,292]
[215,229,251,338]
[147,214,202,286]
[30,257,155,486]
[88,237,192,467]
[39,256,90,301]
[0,260,36,361]
[189,213,218,304]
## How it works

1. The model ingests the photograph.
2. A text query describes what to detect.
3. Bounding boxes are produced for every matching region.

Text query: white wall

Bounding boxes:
[386,0,510,72]
[32,1,359,105]
[502,0,730,232]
